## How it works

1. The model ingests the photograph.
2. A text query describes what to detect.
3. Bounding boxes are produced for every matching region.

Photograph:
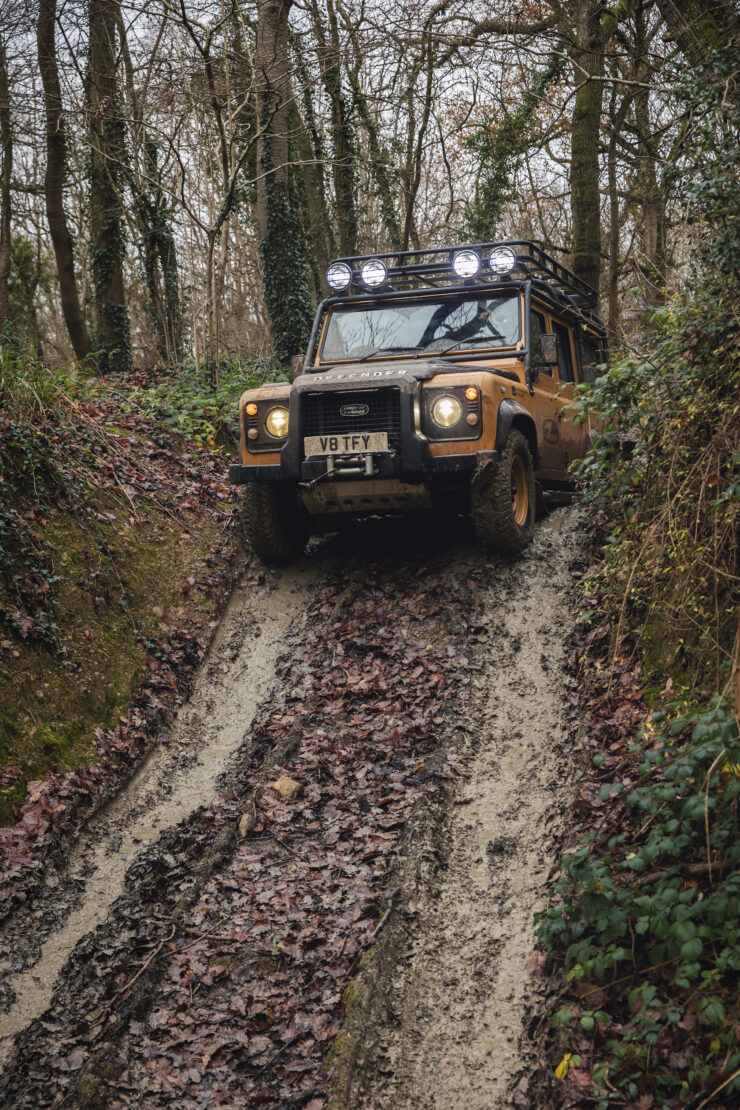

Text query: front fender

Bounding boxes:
[495,399,538,467]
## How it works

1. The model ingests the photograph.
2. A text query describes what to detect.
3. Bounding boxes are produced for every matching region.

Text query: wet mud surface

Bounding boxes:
[0,510,583,1109]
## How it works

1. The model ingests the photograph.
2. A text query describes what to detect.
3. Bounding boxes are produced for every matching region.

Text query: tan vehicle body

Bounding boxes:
[237,295,596,483]
[229,242,606,561]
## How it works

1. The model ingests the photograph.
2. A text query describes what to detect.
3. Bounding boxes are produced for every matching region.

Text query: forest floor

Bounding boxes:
[0,505,584,1109]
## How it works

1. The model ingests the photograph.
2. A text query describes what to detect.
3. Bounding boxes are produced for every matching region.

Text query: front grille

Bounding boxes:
[302,389,402,448]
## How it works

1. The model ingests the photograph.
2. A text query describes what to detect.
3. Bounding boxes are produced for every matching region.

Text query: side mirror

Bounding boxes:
[291,353,305,380]
[540,333,559,365]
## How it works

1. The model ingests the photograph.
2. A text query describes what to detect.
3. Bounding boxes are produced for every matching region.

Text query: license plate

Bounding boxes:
[304,432,389,456]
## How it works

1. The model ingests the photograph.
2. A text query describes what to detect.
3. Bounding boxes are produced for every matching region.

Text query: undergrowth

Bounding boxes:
[0,352,94,644]
[536,48,740,1109]
[112,358,287,446]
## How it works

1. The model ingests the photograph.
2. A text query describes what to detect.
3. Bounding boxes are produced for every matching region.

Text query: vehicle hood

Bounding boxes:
[295,358,458,389]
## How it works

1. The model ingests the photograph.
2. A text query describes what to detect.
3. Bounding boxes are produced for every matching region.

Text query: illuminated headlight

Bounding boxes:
[361,259,387,288]
[488,247,516,275]
[265,406,289,437]
[431,395,463,428]
[453,250,481,279]
[327,262,352,291]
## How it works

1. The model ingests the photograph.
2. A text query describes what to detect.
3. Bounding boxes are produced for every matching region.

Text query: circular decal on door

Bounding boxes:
[543,418,559,444]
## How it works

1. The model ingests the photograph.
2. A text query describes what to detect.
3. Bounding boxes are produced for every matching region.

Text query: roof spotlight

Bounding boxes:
[360,258,387,288]
[488,246,517,276]
[453,249,481,279]
[327,261,352,291]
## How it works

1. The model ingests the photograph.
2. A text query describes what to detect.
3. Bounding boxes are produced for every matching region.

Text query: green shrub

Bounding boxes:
[113,359,287,446]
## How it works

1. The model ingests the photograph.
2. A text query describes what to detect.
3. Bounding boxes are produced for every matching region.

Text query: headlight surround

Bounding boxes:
[431,395,463,429]
[488,246,517,275]
[265,406,290,438]
[327,262,352,291]
[453,249,481,279]
[360,258,387,288]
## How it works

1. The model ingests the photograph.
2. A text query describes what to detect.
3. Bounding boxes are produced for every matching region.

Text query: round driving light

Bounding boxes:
[467,413,479,426]
[453,250,481,279]
[431,395,463,429]
[327,262,352,291]
[360,258,387,288]
[265,406,289,438]
[488,246,517,275]
[245,402,258,417]
[248,427,259,440]
[465,386,479,401]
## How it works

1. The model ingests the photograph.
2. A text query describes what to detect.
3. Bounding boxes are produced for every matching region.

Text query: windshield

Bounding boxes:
[320,294,521,362]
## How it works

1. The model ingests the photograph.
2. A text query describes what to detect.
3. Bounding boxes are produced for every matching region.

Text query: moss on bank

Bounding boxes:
[0,368,239,826]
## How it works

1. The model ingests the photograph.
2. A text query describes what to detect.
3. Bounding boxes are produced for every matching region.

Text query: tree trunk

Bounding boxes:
[0,34,11,337]
[37,0,91,361]
[633,7,666,308]
[309,0,358,257]
[255,0,314,364]
[569,32,605,297]
[117,11,182,363]
[88,0,130,372]
[656,0,740,70]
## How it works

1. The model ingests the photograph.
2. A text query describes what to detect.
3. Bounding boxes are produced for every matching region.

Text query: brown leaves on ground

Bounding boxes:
[5,559,480,1109]
[103,565,477,1108]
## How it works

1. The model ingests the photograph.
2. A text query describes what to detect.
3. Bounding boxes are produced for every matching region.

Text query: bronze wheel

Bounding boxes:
[471,429,536,555]
[511,454,529,526]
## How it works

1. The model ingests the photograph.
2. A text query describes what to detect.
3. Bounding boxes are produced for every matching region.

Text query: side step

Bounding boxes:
[542,489,577,508]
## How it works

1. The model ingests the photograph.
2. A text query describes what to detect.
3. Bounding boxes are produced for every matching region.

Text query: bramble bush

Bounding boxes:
[536,47,740,1108]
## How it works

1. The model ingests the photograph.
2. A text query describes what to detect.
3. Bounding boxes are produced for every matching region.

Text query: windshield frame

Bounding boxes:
[314,287,525,366]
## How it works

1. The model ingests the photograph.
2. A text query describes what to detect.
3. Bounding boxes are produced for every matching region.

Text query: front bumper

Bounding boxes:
[229,452,496,485]
[229,371,493,486]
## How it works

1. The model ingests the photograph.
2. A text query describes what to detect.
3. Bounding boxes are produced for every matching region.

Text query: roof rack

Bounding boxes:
[329,240,599,311]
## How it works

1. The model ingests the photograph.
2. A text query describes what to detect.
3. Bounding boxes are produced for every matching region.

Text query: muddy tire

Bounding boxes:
[239,483,310,565]
[471,430,535,554]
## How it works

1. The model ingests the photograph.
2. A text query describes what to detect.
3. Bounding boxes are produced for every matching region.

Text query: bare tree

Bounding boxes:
[88,0,130,371]
[37,0,91,362]
[255,0,313,362]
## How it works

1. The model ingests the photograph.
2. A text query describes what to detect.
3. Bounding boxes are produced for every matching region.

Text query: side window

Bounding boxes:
[553,321,574,383]
[530,310,550,375]
[582,333,604,384]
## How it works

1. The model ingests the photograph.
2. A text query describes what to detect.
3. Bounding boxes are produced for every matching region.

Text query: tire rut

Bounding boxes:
[0,558,320,1073]
[0,513,582,1110]
[330,508,583,1110]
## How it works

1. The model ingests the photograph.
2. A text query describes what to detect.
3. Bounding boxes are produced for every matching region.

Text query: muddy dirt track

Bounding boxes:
[0,509,582,1109]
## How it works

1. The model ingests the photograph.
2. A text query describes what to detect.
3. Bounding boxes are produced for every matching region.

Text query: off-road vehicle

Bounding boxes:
[229,241,606,563]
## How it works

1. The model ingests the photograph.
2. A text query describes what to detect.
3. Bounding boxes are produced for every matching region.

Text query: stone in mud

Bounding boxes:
[271,776,302,800]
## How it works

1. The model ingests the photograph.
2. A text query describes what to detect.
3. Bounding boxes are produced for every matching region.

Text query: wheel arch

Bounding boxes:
[495,399,539,468]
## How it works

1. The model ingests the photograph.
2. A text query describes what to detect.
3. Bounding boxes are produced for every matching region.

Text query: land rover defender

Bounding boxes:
[229,241,606,563]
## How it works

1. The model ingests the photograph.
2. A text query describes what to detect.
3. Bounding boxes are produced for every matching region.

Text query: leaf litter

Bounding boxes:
[0,549,479,1108]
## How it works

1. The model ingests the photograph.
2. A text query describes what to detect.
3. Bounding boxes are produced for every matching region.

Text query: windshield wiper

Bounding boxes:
[356,345,421,361]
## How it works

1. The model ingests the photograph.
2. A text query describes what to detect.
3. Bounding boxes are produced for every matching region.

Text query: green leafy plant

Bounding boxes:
[537,46,740,1107]
[112,359,287,447]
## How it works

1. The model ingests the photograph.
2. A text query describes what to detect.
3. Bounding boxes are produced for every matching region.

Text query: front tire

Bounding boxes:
[239,483,310,565]
[471,430,535,554]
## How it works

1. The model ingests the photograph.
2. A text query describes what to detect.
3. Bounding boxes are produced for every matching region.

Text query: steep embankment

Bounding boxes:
[0,369,239,902]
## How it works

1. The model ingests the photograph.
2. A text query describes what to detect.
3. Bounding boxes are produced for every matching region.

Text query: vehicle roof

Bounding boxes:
[327,240,606,334]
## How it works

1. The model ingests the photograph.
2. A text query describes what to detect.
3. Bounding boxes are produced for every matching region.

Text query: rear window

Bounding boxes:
[553,322,574,383]
[581,333,606,384]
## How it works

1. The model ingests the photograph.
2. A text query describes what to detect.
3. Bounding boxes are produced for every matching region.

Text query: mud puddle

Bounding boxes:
[0,559,319,1068]
[336,508,582,1109]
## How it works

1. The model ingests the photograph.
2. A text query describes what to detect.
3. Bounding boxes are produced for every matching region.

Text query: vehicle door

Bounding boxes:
[530,307,565,475]
[551,321,585,469]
